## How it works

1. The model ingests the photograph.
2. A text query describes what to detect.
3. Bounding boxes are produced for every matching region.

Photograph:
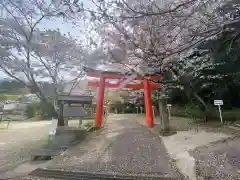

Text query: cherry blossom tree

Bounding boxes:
[58,0,237,74]
[0,0,87,125]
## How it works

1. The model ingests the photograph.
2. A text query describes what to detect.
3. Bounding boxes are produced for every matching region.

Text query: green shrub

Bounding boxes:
[23,101,57,119]
[171,105,240,122]
[12,111,23,115]
[33,102,57,119]
[82,119,94,128]
[171,106,204,119]
[25,104,36,118]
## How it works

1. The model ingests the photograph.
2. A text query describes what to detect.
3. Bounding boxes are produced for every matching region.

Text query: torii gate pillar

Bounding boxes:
[143,79,154,128]
[95,75,105,128]
[94,77,154,128]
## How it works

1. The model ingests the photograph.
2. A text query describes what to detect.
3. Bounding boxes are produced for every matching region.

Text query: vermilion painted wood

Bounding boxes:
[87,72,162,81]
[88,81,160,89]
[95,75,105,128]
[87,71,159,129]
[143,79,154,128]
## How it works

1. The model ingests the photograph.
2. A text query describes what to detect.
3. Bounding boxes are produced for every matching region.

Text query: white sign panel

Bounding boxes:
[214,100,223,124]
[214,100,223,106]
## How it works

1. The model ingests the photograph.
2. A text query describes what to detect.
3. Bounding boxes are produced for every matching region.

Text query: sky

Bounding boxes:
[38,0,96,41]
[1,0,131,81]
[0,0,98,80]
[1,18,88,80]
[39,19,82,37]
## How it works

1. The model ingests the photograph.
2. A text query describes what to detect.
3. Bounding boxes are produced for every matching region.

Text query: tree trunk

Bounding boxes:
[192,91,210,122]
[41,98,64,126]
[58,117,65,126]
[170,69,210,122]
[158,98,170,132]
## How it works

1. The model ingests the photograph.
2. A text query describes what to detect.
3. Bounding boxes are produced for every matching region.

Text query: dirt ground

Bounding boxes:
[137,115,240,180]
[191,137,240,180]
[156,116,240,180]
[0,123,50,175]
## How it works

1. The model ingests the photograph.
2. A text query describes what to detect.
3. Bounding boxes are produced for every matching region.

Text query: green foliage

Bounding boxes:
[171,106,240,122]
[24,102,57,119]
[82,119,94,128]
[0,80,26,94]
[0,94,7,101]
[164,21,240,119]
[109,102,141,114]
[0,94,22,100]
[25,104,36,118]
[35,102,57,118]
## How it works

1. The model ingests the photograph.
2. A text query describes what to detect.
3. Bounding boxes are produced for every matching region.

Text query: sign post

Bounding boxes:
[214,100,223,124]
[136,107,138,114]
[152,106,155,118]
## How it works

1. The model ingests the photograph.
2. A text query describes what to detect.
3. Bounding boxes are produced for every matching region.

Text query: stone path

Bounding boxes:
[24,114,184,179]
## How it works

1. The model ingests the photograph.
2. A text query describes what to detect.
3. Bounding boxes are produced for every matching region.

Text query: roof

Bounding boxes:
[63,79,96,96]
[57,95,92,104]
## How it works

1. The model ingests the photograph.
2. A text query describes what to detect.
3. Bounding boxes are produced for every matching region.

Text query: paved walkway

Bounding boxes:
[24,114,183,179]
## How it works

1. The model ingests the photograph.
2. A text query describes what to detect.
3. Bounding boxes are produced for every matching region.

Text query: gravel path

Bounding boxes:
[191,137,240,180]
[25,114,184,179]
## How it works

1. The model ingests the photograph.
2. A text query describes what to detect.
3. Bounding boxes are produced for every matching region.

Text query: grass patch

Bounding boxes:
[0,93,22,100]
[82,119,94,129]
[0,122,11,129]
[80,116,95,128]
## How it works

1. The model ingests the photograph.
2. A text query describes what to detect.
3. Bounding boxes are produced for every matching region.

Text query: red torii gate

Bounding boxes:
[87,70,162,128]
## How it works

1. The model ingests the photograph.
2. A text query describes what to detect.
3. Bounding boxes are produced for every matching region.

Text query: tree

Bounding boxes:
[0,0,86,125]
[52,0,240,120]
[0,80,26,93]
[97,0,240,117]
[161,19,240,119]
[59,0,240,76]
[71,0,240,69]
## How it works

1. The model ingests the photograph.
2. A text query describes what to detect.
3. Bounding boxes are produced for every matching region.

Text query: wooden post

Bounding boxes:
[79,118,82,128]
[143,79,154,128]
[58,101,65,126]
[95,75,105,128]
